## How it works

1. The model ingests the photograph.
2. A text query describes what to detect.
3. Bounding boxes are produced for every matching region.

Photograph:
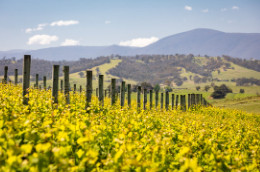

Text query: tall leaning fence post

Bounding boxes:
[63,66,70,104]
[137,86,141,110]
[150,90,153,109]
[98,75,104,106]
[86,70,92,109]
[120,81,125,107]
[43,76,46,90]
[52,65,59,104]
[127,84,131,108]
[165,91,169,111]
[160,92,164,110]
[111,78,116,105]
[180,95,186,111]
[23,55,31,105]
[4,66,8,84]
[143,88,147,110]
[14,69,18,85]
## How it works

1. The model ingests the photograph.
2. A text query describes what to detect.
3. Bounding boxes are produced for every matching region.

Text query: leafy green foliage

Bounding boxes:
[211,84,232,99]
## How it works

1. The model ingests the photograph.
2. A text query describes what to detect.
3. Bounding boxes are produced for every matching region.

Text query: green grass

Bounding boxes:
[212,61,260,80]
[211,96,260,114]
[69,59,136,89]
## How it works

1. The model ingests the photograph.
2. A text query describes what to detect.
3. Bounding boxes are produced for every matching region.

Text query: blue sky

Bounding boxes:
[0,0,260,51]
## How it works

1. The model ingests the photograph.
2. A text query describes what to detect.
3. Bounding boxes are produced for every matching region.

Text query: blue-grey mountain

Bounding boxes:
[1,28,259,60]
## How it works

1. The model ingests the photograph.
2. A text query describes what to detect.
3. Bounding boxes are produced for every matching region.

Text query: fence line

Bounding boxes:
[2,55,211,111]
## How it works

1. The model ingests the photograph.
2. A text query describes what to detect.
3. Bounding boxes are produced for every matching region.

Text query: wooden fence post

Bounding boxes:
[196,94,201,105]
[105,90,107,97]
[180,95,186,111]
[23,55,31,105]
[4,66,8,84]
[14,69,18,85]
[60,79,63,92]
[161,92,164,110]
[143,88,147,110]
[120,81,125,107]
[155,91,159,108]
[63,66,70,104]
[118,86,121,101]
[35,74,39,88]
[171,94,175,110]
[52,65,59,104]
[200,94,203,105]
[137,86,141,110]
[175,95,179,109]
[127,84,131,108]
[98,75,104,105]
[188,94,191,109]
[111,78,116,105]
[73,84,76,94]
[165,91,169,111]
[80,85,82,93]
[150,90,153,109]
[43,76,46,90]
[86,70,92,108]
[191,94,195,107]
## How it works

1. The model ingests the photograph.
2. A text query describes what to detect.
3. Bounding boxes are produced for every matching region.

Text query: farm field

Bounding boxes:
[0,83,260,171]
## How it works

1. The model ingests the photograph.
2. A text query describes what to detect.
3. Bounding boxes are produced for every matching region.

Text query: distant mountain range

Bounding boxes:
[1,28,260,61]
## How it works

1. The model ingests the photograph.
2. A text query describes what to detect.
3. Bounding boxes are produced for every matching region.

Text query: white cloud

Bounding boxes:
[184,6,192,11]
[25,23,47,33]
[232,6,239,10]
[119,37,159,47]
[105,20,111,24]
[27,35,58,45]
[202,9,209,13]
[221,8,227,12]
[61,39,80,46]
[50,20,79,26]
[25,28,33,33]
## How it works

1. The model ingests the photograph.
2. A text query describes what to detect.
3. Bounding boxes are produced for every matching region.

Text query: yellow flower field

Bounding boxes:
[0,83,259,171]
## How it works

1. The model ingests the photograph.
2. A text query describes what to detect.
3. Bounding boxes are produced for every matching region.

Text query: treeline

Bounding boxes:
[223,55,260,72]
[108,54,228,85]
[2,54,260,86]
[0,57,110,80]
[235,77,260,86]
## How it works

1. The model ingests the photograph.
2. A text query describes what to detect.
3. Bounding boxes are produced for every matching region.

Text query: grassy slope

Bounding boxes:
[212,61,260,80]
[211,96,260,114]
[170,57,260,113]
[69,59,137,89]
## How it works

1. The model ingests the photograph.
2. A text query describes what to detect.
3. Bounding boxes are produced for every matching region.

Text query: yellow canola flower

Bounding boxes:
[0,83,259,171]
